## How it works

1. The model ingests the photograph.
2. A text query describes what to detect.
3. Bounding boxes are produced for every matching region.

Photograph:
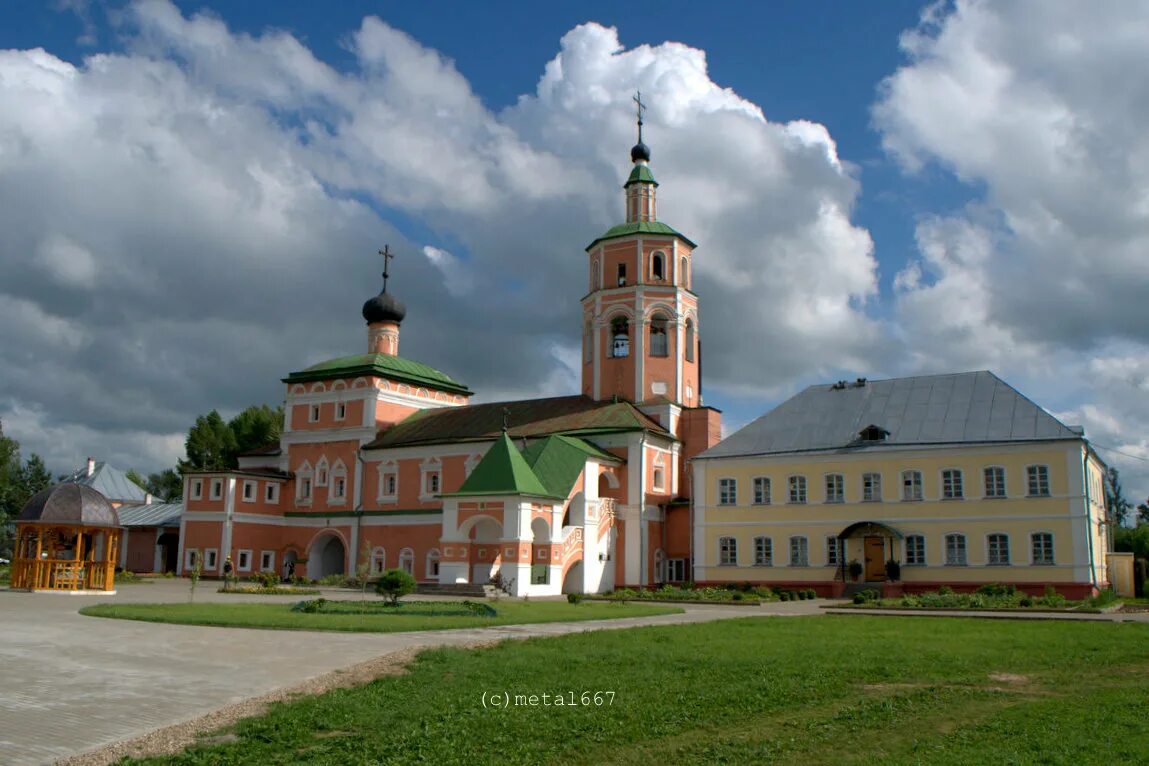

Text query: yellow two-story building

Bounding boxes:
[692,371,1109,598]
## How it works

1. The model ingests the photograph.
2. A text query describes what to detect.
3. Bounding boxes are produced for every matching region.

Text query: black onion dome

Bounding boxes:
[18,483,120,527]
[630,141,651,163]
[362,290,407,324]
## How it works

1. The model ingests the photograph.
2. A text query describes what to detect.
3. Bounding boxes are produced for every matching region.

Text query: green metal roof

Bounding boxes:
[283,353,473,396]
[520,434,618,498]
[448,431,556,498]
[586,220,697,250]
[625,164,658,187]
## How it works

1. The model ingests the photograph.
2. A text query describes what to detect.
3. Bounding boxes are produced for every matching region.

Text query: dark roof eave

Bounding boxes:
[585,230,698,251]
[363,426,668,452]
[282,365,473,396]
[696,435,1089,462]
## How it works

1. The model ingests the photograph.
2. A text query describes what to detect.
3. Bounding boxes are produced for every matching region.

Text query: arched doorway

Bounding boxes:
[562,560,583,594]
[308,533,346,580]
[468,517,502,585]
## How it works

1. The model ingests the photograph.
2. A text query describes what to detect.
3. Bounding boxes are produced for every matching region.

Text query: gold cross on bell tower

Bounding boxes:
[633,90,646,144]
[378,244,395,292]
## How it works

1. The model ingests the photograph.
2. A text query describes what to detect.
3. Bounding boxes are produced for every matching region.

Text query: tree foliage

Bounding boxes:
[1114,525,1149,560]
[146,469,183,502]
[375,568,417,604]
[0,421,53,557]
[1105,467,1131,527]
[176,405,283,473]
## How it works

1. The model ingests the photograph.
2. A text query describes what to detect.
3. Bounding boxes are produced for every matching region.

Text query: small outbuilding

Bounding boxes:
[10,483,122,593]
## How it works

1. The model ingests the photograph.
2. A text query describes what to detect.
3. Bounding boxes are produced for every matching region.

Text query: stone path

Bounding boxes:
[0,582,822,765]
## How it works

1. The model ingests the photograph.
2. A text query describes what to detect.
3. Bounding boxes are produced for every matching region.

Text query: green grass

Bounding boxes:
[79,599,681,633]
[122,616,1149,765]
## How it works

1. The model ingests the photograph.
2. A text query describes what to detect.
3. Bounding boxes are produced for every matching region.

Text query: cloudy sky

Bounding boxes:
[2,0,1147,507]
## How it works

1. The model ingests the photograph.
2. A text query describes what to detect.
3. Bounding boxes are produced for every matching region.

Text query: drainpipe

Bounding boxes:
[353,448,365,576]
[1082,448,1097,590]
[639,432,648,589]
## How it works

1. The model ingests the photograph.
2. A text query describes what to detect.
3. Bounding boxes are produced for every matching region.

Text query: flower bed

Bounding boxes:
[842,584,1116,612]
[291,598,496,617]
[217,586,322,595]
[590,585,780,605]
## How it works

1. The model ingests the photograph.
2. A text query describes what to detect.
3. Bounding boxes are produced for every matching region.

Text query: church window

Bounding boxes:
[617,263,626,286]
[681,256,689,288]
[191,480,203,500]
[335,402,346,421]
[592,259,600,290]
[649,315,669,357]
[316,458,329,487]
[610,317,630,358]
[426,549,441,578]
[329,461,348,503]
[210,479,223,500]
[370,547,386,574]
[242,481,255,502]
[309,404,320,423]
[651,252,665,281]
[428,472,440,493]
[399,548,415,575]
[265,483,279,503]
[685,320,695,362]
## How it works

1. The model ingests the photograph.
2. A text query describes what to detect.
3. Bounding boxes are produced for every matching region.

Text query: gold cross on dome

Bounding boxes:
[378,244,395,292]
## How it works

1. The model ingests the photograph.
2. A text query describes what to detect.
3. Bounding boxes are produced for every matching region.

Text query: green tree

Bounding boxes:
[126,468,147,491]
[178,410,237,472]
[146,469,183,502]
[0,422,53,557]
[228,404,284,457]
[1114,525,1149,560]
[375,568,416,604]
[1105,467,1131,527]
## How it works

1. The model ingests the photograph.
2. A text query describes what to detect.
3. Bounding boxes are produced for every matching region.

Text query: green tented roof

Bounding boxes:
[586,220,697,250]
[448,432,556,498]
[283,353,473,396]
[520,434,619,498]
[625,164,658,187]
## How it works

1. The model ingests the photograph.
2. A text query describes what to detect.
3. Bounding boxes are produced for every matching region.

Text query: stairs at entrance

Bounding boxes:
[415,582,497,598]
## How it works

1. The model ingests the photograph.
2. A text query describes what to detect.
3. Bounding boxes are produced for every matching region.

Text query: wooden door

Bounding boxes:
[864,537,885,580]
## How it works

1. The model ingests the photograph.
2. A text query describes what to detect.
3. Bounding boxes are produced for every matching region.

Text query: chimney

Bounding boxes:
[86,457,95,477]
[145,492,154,504]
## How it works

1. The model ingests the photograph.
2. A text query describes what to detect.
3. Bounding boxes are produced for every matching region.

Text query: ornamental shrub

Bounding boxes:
[567,593,583,604]
[374,568,417,604]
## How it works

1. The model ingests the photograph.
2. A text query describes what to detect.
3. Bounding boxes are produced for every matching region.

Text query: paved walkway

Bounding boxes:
[0,583,822,765]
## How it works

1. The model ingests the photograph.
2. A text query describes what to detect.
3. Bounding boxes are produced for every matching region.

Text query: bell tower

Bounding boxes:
[581,93,701,411]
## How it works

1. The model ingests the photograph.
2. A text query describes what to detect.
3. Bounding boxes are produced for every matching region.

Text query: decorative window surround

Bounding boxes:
[237,549,253,572]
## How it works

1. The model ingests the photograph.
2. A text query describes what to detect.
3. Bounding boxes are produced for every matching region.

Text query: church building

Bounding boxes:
[177,113,722,596]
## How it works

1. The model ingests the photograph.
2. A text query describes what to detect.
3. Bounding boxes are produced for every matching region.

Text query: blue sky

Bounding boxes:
[2,1,1148,506]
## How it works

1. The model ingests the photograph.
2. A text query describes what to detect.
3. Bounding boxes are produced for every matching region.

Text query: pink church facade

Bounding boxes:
[177,125,721,596]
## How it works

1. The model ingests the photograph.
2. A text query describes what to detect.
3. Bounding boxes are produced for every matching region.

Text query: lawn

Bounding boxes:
[79,599,681,633]
[125,616,1148,765]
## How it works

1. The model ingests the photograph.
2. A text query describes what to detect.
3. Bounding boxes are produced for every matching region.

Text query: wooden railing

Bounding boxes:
[10,559,113,591]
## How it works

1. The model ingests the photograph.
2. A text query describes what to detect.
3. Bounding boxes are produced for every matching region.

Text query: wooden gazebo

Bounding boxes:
[10,483,122,593]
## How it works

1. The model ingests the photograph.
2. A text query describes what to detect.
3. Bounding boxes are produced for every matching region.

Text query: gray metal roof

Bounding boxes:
[700,371,1083,460]
[116,502,183,528]
[64,461,148,504]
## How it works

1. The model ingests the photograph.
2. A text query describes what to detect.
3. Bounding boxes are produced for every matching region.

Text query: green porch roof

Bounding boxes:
[283,353,473,396]
[521,434,620,498]
[448,432,556,498]
[586,220,697,250]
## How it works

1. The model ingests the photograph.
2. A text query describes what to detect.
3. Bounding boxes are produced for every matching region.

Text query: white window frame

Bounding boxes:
[862,472,881,502]
[335,401,347,421]
[941,469,964,500]
[191,479,203,500]
[1027,465,1051,497]
[986,533,1010,566]
[426,549,441,579]
[265,483,280,504]
[237,549,253,572]
[984,466,1006,498]
[652,456,666,492]
[328,460,348,504]
[399,547,415,576]
[825,536,841,567]
[1030,532,1055,565]
[905,535,926,566]
[377,462,399,504]
[296,461,313,504]
[210,479,223,500]
[752,477,771,505]
[824,474,844,504]
[419,458,442,502]
[242,480,256,503]
[184,548,200,570]
[718,536,737,566]
[788,475,807,504]
[260,550,275,572]
[901,470,923,501]
[753,536,772,566]
[718,478,737,506]
[370,547,386,575]
[308,404,320,423]
[944,534,967,566]
[204,548,219,571]
[316,457,329,487]
[789,536,809,567]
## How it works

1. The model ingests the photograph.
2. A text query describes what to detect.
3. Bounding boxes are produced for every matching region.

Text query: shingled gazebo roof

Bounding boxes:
[17,483,121,528]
